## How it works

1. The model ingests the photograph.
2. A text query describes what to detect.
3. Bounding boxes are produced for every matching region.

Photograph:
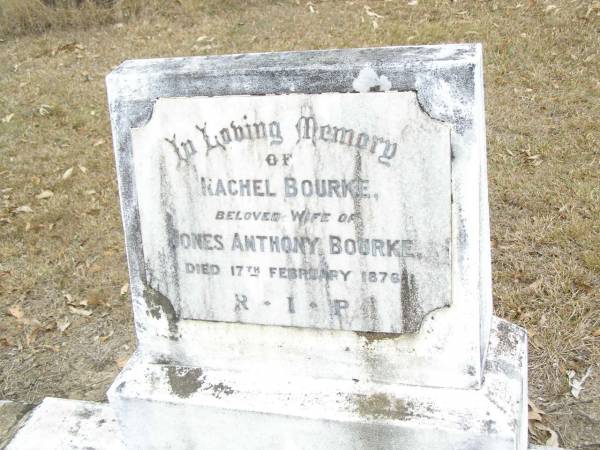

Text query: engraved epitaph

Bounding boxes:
[132,91,451,333]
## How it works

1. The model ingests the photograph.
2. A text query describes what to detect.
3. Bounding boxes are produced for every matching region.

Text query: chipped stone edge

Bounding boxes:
[0,401,34,449]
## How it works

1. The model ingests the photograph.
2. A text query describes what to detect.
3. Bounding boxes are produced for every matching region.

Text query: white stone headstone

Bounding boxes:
[106,45,528,450]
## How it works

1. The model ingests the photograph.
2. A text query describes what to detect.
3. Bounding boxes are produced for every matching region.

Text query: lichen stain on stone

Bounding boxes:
[356,331,400,343]
[75,407,95,420]
[208,382,234,399]
[352,393,410,420]
[143,284,179,339]
[494,319,520,357]
[400,268,422,333]
[166,367,204,398]
[165,366,235,399]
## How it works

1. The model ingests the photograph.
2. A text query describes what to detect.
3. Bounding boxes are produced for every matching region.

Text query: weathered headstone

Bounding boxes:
[106,45,528,449]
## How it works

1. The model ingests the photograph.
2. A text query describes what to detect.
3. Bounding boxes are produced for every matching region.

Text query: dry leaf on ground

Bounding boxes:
[35,190,54,200]
[62,167,74,180]
[14,205,33,213]
[7,305,24,319]
[68,306,93,317]
[56,317,71,333]
[38,104,53,116]
[115,355,130,369]
[567,367,593,398]
[528,400,545,421]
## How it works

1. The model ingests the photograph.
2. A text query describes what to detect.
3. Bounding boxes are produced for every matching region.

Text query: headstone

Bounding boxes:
[106,45,528,449]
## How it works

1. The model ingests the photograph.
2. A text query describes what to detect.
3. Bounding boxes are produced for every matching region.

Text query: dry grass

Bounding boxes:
[0,0,145,37]
[0,0,599,448]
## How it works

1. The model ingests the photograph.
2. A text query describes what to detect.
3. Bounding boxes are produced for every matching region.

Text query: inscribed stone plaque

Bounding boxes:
[132,91,451,333]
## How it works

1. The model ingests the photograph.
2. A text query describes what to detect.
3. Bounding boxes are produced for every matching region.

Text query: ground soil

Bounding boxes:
[0,1,598,448]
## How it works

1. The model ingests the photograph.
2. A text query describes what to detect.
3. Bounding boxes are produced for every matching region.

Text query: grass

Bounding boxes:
[0,0,144,37]
[0,0,599,448]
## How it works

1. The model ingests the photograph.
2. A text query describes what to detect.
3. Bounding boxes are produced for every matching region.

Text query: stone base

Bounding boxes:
[108,317,528,450]
[2,399,567,450]
[6,397,124,449]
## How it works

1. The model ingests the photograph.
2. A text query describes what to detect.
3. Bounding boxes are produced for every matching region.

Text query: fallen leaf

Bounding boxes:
[93,139,105,147]
[567,367,592,398]
[8,305,24,319]
[69,306,93,317]
[526,279,543,291]
[1,113,14,123]
[592,328,600,337]
[86,295,104,308]
[14,205,33,213]
[536,423,559,446]
[574,280,593,293]
[39,104,53,116]
[528,400,544,421]
[364,5,384,18]
[115,355,129,369]
[99,330,114,342]
[78,165,87,174]
[62,167,74,180]
[57,317,71,332]
[36,190,54,200]
[84,190,96,196]
[64,293,76,305]
[19,317,41,328]
[120,283,129,296]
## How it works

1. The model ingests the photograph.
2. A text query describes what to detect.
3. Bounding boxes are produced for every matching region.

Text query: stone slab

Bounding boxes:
[5,397,125,450]
[108,317,528,450]
[132,91,451,334]
[1,397,568,450]
[106,44,492,390]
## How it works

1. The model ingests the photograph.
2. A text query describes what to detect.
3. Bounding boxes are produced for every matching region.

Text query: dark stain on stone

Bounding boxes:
[164,211,181,300]
[144,284,179,339]
[352,393,410,420]
[356,331,400,343]
[482,419,497,434]
[97,419,106,427]
[466,365,477,376]
[208,382,234,399]
[75,407,95,420]
[494,319,521,357]
[115,381,126,393]
[401,268,421,333]
[165,366,235,399]
[155,356,175,365]
[166,366,204,398]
